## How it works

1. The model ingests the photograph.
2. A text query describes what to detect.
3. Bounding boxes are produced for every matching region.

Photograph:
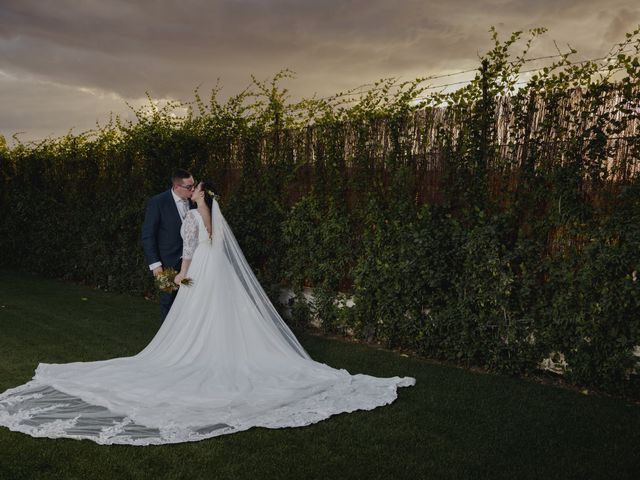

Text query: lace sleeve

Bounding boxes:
[181,211,199,260]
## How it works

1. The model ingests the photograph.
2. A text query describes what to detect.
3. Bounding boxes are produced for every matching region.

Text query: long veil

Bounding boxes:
[0,198,415,445]
[213,199,310,360]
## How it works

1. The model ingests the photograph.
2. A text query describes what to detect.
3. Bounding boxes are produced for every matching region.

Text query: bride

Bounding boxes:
[0,182,416,445]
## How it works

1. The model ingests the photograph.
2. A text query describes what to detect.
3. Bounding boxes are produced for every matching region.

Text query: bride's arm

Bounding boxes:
[175,211,198,285]
[175,260,191,285]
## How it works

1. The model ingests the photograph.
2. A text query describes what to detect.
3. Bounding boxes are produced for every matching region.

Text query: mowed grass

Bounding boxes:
[0,268,638,480]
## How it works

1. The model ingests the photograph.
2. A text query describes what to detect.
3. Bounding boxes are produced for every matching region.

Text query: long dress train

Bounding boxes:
[0,199,415,445]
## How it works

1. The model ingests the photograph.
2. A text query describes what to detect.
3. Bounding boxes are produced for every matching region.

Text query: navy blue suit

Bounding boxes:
[141,189,193,320]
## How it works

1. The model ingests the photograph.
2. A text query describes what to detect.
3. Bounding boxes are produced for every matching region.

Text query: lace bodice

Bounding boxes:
[180,210,211,260]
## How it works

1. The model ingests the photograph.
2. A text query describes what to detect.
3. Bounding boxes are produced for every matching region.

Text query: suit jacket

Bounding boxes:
[141,189,193,270]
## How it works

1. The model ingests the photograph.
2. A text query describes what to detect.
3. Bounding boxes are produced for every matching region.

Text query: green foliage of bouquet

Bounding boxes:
[154,268,193,293]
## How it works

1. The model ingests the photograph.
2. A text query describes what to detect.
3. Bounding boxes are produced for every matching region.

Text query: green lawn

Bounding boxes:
[0,268,638,480]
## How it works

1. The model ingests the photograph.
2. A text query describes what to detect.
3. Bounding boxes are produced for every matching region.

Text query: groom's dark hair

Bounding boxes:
[171,169,193,184]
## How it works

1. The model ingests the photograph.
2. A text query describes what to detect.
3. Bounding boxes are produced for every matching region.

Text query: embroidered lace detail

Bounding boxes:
[181,210,212,259]
[181,211,199,260]
[0,377,415,445]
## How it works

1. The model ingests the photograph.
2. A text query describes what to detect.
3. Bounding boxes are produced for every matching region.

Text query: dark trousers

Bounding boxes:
[157,261,181,321]
[159,289,178,321]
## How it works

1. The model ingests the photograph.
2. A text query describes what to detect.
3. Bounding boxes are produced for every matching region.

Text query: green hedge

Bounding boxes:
[1,27,639,395]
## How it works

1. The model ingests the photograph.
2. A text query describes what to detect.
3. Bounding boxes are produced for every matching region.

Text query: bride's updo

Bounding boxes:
[201,181,217,210]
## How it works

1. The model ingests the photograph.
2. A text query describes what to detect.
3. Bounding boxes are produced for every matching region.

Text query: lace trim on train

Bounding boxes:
[0,377,414,445]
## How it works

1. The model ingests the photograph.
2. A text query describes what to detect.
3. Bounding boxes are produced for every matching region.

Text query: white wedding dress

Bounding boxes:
[0,199,415,445]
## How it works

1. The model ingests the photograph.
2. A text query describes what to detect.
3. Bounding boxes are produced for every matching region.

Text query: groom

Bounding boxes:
[142,169,196,320]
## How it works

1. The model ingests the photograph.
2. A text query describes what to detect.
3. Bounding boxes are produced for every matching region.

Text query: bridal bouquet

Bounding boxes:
[155,268,193,293]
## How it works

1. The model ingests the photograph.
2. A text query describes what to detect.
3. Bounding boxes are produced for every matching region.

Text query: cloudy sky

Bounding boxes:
[0,0,638,144]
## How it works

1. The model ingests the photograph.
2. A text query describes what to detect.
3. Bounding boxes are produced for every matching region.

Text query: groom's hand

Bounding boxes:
[152,266,163,277]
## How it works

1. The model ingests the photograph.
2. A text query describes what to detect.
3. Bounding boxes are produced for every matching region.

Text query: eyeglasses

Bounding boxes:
[177,183,196,191]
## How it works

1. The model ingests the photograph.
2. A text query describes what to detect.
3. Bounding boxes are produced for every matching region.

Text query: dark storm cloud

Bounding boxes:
[0,0,638,142]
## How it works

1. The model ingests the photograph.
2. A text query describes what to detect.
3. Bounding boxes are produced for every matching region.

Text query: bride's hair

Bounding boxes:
[201,181,217,210]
